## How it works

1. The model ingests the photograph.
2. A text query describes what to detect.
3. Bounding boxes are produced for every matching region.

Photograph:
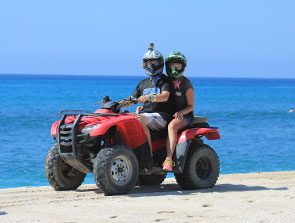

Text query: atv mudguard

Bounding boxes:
[178,128,220,143]
[51,112,147,149]
[90,115,147,149]
[51,120,60,136]
[173,128,220,173]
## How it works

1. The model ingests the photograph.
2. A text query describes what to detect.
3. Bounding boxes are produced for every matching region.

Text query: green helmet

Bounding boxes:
[165,51,187,80]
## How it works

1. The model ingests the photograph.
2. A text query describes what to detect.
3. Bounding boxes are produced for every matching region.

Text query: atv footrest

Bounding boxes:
[139,166,167,175]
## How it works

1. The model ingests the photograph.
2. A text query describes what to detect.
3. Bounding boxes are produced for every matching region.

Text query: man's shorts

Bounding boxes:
[143,113,167,131]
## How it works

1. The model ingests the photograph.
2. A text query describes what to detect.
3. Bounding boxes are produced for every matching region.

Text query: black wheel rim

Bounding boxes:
[195,156,212,180]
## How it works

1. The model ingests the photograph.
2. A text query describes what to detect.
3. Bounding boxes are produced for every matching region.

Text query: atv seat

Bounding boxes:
[191,116,208,124]
[150,116,209,141]
[190,116,210,128]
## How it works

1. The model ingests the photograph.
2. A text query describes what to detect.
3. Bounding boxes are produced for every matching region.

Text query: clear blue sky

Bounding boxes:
[0,0,294,78]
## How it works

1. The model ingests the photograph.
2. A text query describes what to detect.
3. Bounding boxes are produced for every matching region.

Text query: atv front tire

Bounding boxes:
[175,144,219,190]
[45,144,86,190]
[93,145,139,195]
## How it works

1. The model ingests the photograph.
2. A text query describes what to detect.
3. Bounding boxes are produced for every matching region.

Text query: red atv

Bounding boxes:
[45,96,220,195]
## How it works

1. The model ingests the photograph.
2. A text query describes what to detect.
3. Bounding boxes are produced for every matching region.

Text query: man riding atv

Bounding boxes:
[122,43,175,157]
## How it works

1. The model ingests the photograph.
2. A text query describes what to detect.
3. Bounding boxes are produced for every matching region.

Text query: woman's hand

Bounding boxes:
[173,112,183,120]
[136,106,144,114]
[138,95,150,104]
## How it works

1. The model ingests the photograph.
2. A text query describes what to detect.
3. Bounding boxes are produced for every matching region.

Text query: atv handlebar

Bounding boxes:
[95,96,138,106]
[94,96,139,112]
[117,97,139,109]
[120,96,139,104]
[95,96,111,105]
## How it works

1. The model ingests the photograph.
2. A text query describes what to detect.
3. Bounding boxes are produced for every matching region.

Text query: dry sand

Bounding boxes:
[0,171,294,223]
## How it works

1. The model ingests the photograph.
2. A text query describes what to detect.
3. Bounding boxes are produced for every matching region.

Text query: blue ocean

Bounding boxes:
[0,74,294,189]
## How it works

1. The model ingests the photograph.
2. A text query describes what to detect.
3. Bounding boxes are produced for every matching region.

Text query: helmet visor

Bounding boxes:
[145,59,160,68]
[143,58,164,76]
[169,62,183,70]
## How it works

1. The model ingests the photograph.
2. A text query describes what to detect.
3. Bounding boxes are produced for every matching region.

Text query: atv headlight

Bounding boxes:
[81,125,98,134]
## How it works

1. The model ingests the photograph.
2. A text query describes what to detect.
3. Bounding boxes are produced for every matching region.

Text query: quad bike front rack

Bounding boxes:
[57,114,91,173]
[57,112,119,173]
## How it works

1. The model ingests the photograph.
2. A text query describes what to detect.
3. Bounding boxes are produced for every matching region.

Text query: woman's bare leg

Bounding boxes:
[166,118,188,159]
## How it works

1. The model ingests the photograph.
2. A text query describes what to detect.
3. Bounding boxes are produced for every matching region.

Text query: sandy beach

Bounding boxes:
[0,171,294,223]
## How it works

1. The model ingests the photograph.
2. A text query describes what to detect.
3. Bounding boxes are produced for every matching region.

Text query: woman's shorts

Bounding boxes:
[183,114,193,126]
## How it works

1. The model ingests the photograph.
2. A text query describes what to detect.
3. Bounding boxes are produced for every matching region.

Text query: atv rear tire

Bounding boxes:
[175,144,219,190]
[139,174,167,185]
[93,145,139,195]
[45,144,86,190]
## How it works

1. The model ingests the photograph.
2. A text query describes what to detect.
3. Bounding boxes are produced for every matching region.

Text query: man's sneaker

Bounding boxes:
[162,158,175,171]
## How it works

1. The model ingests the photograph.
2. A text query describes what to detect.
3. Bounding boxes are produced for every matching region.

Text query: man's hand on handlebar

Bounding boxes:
[138,95,150,104]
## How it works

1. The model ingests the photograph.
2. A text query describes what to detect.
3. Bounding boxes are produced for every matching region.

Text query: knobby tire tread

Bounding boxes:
[45,144,86,190]
[93,145,139,195]
[175,144,219,190]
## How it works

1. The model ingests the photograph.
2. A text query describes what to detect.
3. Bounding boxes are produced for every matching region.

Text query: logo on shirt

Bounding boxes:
[143,87,160,95]
[175,91,182,96]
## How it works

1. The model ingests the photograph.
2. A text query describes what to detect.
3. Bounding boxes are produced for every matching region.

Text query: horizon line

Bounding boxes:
[0,73,294,80]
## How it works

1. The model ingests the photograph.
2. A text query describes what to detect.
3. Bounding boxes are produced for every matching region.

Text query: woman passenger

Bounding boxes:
[162,51,194,171]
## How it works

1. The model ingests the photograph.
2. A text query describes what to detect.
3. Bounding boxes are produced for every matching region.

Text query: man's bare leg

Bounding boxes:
[136,114,153,156]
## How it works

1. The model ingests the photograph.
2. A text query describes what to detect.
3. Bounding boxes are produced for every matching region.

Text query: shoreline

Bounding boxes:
[1,170,294,190]
[1,171,295,223]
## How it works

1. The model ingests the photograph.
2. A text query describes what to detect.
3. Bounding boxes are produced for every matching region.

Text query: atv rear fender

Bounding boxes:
[177,128,220,143]
[173,128,220,173]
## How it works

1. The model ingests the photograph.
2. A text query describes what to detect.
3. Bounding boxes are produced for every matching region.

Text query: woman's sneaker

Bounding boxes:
[162,158,175,171]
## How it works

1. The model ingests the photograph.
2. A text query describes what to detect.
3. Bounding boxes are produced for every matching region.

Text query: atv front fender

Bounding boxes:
[51,120,60,136]
[90,115,147,149]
